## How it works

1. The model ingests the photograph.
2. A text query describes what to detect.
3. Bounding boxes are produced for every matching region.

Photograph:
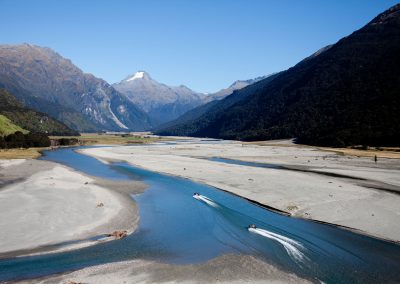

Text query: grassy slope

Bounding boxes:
[0,114,28,136]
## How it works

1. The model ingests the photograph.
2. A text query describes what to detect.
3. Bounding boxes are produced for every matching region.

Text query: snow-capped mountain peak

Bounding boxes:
[114,71,204,125]
[126,71,148,82]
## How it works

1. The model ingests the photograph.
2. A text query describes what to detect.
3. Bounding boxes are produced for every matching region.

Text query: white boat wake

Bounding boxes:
[193,194,219,208]
[249,227,306,262]
[193,193,306,263]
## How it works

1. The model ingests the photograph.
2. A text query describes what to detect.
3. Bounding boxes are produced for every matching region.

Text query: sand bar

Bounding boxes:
[19,254,310,284]
[0,159,143,256]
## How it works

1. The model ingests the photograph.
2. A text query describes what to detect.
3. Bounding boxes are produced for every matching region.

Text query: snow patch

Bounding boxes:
[126,71,145,81]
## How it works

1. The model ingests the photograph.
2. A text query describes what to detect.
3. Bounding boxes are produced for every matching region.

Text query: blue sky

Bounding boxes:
[0,0,398,93]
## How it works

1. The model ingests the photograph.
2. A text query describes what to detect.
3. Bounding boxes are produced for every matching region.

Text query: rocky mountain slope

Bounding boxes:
[0,44,152,132]
[113,71,205,126]
[157,4,400,147]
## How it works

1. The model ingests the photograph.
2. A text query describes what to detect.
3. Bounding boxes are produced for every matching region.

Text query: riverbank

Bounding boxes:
[49,132,160,146]
[0,148,44,159]
[19,254,310,284]
[0,159,145,257]
[80,139,400,242]
[0,133,162,160]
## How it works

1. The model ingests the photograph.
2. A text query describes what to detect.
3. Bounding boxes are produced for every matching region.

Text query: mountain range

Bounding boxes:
[0,45,256,132]
[0,43,265,133]
[156,4,400,147]
[0,44,151,132]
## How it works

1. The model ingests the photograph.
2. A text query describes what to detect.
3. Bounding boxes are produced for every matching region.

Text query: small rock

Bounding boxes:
[287,205,298,211]
[107,230,128,239]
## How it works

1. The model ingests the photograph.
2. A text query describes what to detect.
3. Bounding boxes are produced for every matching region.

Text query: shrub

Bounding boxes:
[2,131,50,148]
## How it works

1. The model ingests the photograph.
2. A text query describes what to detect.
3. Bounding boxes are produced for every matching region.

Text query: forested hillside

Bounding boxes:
[0,89,79,136]
[156,5,400,147]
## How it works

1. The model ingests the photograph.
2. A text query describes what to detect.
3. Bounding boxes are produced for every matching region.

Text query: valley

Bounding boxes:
[0,2,399,283]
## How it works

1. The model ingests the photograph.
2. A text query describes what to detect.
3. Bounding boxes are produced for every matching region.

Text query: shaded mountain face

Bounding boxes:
[0,44,152,132]
[0,88,78,135]
[157,4,400,147]
[156,74,276,131]
[113,71,205,126]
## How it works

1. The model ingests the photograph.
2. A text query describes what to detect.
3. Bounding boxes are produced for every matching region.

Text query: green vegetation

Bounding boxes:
[0,114,28,136]
[0,89,79,136]
[0,131,50,149]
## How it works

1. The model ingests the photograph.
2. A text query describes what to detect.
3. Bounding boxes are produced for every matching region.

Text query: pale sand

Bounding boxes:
[0,159,144,256]
[0,158,26,168]
[19,254,310,284]
[81,140,400,242]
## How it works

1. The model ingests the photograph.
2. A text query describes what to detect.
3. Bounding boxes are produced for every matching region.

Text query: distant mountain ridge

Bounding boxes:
[156,4,400,147]
[0,44,152,132]
[113,71,205,126]
[156,74,274,131]
[203,76,268,103]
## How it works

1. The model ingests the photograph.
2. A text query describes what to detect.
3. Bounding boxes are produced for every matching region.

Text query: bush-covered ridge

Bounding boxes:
[0,88,79,136]
[156,4,400,147]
